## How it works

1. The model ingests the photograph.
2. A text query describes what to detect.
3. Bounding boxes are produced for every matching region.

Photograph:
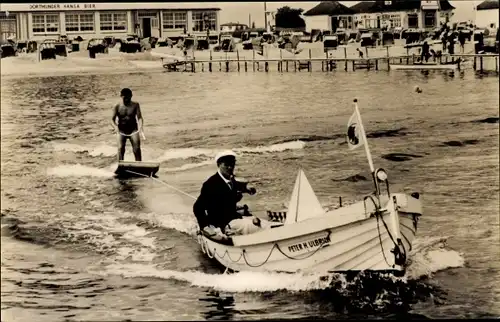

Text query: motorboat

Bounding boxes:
[197,99,422,276]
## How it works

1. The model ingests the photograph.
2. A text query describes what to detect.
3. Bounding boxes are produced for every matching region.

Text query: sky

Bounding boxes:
[215,1,484,27]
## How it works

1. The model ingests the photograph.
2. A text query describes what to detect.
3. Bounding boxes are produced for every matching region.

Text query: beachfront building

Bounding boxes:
[349,0,455,30]
[302,0,455,33]
[0,2,220,41]
[474,0,499,30]
[302,1,355,33]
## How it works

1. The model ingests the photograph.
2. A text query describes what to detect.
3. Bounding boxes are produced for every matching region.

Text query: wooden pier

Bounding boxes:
[161,49,500,74]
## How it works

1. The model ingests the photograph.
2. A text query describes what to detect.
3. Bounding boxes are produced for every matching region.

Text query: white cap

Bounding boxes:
[215,150,237,164]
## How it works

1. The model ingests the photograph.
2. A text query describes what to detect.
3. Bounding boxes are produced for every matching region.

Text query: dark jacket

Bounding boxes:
[193,173,243,230]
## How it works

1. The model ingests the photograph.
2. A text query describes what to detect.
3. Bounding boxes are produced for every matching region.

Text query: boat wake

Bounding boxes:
[46,164,116,178]
[52,140,306,160]
[405,236,465,279]
[92,235,462,314]
[2,203,464,315]
[97,235,464,289]
[47,140,306,176]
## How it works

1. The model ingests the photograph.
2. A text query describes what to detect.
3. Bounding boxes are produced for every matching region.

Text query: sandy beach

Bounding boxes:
[1,39,432,78]
[1,38,481,78]
[0,44,165,78]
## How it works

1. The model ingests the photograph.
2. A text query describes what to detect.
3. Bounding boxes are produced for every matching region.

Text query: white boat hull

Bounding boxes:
[198,193,421,274]
[390,63,458,70]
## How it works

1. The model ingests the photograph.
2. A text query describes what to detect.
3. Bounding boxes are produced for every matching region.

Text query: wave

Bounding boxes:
[48,141,307,176]
[52,143,116,157]
[163,160,213,172]
[135,212,199,237]
[52,140,306,162]
[271,135,342,145]
[381,153,424,162]
[97,235,464,294]
[4,210,160,262]
[441,139,480,147]
[155,141,306,162]
[366,128,410,139]
[98,264,338,292]
[4,206,464,304]
[235,141,306,154]
[405,236,465,279]
[472,117,499,124]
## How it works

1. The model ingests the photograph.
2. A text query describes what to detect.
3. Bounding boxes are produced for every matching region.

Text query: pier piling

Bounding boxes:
[279,49,283,72]
[209,51,212,72]
[160,53,498,74]
[344,47,348,71]
[252,50,255,72]
[386,46,390,71]
[308,49,312,72]
[237,50,240,72]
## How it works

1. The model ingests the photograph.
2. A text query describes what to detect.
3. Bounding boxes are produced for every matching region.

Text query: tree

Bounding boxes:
[275,6,305,30]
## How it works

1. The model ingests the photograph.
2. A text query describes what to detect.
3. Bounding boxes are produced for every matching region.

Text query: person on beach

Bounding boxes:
[193,150,270,239]
[356,48,364,58]
[421,41,430,62]
[447,31,455,55]
[458,31,466,53]
[111,88,143,161]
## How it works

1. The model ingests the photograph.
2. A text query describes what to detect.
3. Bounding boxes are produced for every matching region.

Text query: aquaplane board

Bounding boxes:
[115,161,160,178]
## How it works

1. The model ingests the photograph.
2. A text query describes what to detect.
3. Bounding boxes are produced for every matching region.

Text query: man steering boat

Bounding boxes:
[193,150,271,239]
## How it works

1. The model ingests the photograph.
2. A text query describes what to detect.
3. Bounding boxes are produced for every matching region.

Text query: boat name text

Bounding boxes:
[288,235,331,253]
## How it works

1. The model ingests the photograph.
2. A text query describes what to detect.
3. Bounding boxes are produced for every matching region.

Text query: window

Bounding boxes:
[365,19,376,28]
[391,14,401,27]
[100,12,127,31]
[336,16,353,30]
[162,11,187,30]
[424,11,436,28]
[408,14,418,28]
[192,11,217,32]
[32,13,59,33]
[0,14,17,39]
[65,12,94,32]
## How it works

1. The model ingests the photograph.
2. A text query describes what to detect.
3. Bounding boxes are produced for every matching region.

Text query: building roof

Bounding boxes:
[349,0,455,13]
[350,1,377,13]
[476,0,499,10]
[303,1,355,16]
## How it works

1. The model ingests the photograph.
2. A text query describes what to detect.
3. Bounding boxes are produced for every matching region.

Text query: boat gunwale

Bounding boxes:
[230,193,420,247]
[202,203,421,248]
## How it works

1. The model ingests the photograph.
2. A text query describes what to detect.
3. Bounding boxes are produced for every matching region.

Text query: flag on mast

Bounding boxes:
[346,110,364,150]
[346,99,375,173]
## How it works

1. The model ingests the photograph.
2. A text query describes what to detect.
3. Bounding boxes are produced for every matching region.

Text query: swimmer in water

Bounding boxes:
[111,88,143,161]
